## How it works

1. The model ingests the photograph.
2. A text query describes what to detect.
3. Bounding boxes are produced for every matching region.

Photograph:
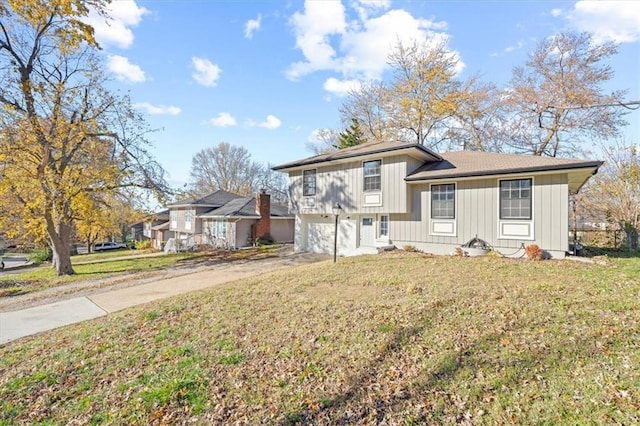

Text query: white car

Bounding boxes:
[94,242,127,252]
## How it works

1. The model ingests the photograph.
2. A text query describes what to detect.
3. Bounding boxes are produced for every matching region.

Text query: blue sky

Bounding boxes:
[87,0,640,188]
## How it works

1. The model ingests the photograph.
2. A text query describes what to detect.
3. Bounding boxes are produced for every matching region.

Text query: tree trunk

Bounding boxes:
[625,226,639,252]
[45,217,75,276]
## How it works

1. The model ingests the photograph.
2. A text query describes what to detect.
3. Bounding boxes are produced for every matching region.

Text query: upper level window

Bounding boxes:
[303,169,316,196]
[431,184,455,219]
[500,178,532,220]
[363,160,381,191]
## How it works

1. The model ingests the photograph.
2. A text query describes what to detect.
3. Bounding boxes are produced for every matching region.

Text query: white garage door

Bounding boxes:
[307,222,333,254]
[307,219,358,255]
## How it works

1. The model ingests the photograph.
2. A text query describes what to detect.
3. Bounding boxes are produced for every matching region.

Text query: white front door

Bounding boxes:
[360,216,375,247]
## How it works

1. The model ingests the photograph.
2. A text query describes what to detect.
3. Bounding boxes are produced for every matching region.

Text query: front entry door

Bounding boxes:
[360,216,375,247]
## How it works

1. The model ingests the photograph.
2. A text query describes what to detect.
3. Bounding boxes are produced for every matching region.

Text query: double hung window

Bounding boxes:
[303,170,316,196]
[500,179,532,220]
[431,184,455,219]
[363,160,381,191]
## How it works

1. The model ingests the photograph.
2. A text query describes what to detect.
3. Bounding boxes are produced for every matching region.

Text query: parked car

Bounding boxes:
[93,242,127,252]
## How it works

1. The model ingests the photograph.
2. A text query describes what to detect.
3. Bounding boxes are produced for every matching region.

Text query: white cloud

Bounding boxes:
[134,102,181,115]
[504,40,525,53]
[286,1,461,89]
[244,14,262,39]
[209,112,237,127]
[86,0,149,49]
[192,57,222,87]
[323,77,361,97]
[287,0,347,80]
[551,8,563,17]
[107,55,146,83]
[567,1,640,43]
[249,115,282,129]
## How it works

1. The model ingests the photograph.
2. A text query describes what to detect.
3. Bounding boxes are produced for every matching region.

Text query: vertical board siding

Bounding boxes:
[391,173,570,255]
[287,155,413,215]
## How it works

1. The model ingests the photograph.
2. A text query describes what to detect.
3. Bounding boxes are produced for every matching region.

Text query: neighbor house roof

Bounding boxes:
[169,189,243,208]
[405,151,603,192]
[272,141,442,171]
[199,197,292,219]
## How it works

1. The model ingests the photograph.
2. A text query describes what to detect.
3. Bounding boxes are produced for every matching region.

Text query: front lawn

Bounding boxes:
[1,252,639,424]
[0,245,284,299]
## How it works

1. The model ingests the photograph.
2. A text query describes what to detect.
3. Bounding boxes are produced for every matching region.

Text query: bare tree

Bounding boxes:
[305,128,340,155]
[445,78,508,152]
[582,141,639,251]
[339,81,394,143]
[188,142,288,203]
[503,32,629,157]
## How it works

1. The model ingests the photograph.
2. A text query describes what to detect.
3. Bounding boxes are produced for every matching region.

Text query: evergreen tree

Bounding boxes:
[335,118,367,149]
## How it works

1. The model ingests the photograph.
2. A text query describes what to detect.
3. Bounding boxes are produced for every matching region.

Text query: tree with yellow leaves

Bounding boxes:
[0,1,167,275]
[340,38,478,150]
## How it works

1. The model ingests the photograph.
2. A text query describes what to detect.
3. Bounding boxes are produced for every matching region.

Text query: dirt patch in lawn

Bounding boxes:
[0,245,329,312]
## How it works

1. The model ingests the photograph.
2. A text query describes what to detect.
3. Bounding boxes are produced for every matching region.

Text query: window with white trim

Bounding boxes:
[170,210,178,229]
[431,184,455,219]
[363,160,381,191]
[185,209,194,230]
[303,169,316,196]
[380,215,389,237]
[213,219,227,239]
[500,179,532,220]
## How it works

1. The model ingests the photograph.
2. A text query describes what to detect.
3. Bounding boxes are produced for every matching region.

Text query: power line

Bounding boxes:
[548,100,640,111]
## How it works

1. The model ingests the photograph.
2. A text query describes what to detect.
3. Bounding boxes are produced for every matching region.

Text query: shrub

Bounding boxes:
[454,247,464,257]
[525,244,544,261]
[29,247,52,264]
[403,245,417,252]
[135,240,151,250]
[254,234,275,246]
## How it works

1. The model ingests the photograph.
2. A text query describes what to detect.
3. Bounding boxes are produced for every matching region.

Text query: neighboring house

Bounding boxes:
[167,189,294,249]
[131,210,173,249]
[273,141,603,258]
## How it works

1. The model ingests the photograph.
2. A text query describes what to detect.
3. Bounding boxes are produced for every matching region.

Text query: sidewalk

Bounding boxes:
[0,251,329,345]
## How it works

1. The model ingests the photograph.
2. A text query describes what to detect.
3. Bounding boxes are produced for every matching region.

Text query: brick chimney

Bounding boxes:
[255,190,271,239]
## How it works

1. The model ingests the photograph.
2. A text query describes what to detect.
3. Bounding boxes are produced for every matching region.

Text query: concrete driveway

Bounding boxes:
[0,248,330,345]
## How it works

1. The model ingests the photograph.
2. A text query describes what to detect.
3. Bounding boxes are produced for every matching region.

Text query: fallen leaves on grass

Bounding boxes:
[1,253,639,424]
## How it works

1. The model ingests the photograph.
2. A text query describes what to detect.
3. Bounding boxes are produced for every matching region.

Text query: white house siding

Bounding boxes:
[390,173,569,258]
[289,154,414,215]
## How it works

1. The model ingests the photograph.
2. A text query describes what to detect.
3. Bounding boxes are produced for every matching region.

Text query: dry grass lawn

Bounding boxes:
[1,252,639,424]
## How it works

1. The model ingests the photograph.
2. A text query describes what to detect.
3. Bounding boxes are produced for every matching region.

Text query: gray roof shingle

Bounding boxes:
[199,197,292,218]
[406,151,603,181]
[169,189,243,207]
[272,141,441,170]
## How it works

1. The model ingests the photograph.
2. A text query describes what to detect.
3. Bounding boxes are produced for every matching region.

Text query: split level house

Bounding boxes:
[164,189,294,249]
[273,141,603,258]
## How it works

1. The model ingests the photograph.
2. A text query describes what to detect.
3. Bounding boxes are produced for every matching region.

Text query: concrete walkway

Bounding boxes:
[1,252,329,345]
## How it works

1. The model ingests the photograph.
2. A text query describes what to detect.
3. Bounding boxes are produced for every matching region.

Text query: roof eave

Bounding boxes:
[273,144,442,171]
[405,161,603,182]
